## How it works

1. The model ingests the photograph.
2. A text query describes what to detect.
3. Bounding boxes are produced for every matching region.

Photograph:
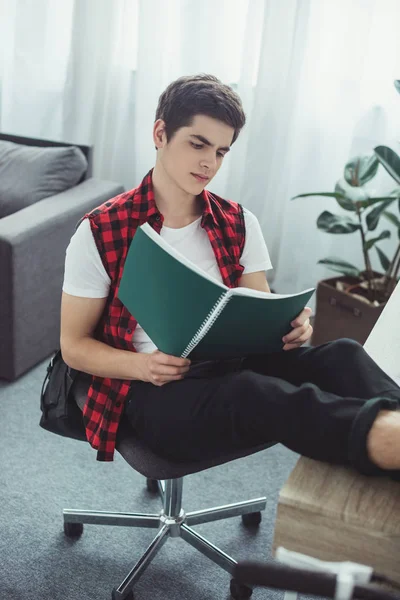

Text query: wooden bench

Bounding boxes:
[273,457,400,585]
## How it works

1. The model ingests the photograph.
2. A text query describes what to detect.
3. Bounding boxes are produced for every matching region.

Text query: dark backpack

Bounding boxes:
[39,350,87,441]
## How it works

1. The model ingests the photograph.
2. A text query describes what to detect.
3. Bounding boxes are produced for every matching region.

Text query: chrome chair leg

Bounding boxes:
[63,509,160,529]
[180,523,238,575]
[112,524,170,599]
[186,497,267,526]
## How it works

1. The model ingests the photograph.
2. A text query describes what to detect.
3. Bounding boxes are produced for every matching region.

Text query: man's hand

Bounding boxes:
[282,306,313,351]
[139,350,191,386]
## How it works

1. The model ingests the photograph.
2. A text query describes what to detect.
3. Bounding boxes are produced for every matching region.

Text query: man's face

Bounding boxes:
[154,114,234,196]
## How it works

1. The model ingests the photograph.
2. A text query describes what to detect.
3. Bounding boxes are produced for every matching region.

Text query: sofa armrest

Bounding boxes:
[0,178,124,380]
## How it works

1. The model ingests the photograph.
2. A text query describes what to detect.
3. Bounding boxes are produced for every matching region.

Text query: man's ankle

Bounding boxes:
[367,409,400,470]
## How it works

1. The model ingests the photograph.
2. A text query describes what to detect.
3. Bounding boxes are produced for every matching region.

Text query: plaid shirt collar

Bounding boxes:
[136,169,218,228]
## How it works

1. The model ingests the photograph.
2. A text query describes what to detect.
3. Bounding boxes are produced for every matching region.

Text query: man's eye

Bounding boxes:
[217,152,225,158]
[191,142,204,150]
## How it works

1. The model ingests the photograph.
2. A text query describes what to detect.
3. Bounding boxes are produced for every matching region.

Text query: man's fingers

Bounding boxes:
[283,320,310,343]
[283,325,313,350]
[150,364,190,379]
[283,339,305,350]
[155,351,191,367]
[291,306,312,328]
[293,325,313,344]
[156,366,190,376]
[152,372,188,386]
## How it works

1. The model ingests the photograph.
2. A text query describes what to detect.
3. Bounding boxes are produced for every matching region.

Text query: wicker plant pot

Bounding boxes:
[311,275,388,346]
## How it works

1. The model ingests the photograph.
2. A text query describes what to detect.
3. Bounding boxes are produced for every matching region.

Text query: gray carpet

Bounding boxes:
[0,359,300,600]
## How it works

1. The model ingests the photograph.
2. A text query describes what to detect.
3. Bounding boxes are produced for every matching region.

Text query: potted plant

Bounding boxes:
[293,80,400,345]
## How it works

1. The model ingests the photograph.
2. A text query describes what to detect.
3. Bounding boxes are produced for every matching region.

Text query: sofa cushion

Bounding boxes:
[0,141,88,218]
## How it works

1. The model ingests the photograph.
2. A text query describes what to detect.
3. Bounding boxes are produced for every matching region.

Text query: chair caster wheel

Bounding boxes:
[64,522,83,538]
[230,578,253,599]
[111,588,134,600]
[241,511,262,527]
[146,477,159,493]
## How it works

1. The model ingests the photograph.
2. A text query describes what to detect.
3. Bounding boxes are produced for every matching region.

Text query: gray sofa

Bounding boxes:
[0,133,124,380]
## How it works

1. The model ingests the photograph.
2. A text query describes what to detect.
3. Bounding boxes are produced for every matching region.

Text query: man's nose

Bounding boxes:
[200,152,217,171]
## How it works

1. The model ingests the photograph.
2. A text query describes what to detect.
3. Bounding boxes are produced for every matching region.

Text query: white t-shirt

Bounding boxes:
[63,207,273,353]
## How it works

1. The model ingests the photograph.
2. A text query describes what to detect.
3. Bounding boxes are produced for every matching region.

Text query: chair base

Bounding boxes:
[63,477,267,599]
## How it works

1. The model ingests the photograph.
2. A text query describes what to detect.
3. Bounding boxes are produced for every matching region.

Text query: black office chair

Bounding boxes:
[63,373,275,600]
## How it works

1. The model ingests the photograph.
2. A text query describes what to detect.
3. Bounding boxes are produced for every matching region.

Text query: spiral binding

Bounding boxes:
[181,291,231,358]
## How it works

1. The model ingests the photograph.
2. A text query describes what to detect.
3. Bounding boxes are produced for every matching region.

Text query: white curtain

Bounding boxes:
[1,0,399,304]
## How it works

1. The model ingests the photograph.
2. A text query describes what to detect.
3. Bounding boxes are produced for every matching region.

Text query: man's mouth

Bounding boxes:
[191,173,210,183]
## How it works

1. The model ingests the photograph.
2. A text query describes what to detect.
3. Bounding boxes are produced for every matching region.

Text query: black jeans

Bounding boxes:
[124,339,400,475]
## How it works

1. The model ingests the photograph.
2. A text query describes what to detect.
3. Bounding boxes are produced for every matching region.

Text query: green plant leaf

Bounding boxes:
[291,192,349,201]
[382,210,400,228]
[318,257,361,277]
[375,246,391,273]
[344,154,379,187]
[317,211,360,233]
[364,230,391,251]
[333,182,357,211]
[293,186,357,211]
[358,195,398,209]
[366,199,395,230]
[374,146,400,184]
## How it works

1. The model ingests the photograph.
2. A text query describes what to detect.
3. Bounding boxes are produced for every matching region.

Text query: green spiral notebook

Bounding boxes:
[118,222,315,359]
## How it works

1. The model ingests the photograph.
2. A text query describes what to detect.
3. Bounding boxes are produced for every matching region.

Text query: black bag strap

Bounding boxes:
[40,350,60,412]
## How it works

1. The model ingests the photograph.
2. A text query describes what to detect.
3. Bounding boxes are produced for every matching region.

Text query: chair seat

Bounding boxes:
[75,372,275,480]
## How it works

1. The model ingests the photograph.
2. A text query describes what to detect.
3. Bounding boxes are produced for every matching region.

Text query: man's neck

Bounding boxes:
[152,163,203,227]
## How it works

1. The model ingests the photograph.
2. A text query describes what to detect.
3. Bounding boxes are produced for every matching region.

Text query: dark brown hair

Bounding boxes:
[155,74,246,145]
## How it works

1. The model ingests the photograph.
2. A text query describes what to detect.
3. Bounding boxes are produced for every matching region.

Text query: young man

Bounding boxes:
[61,74,400,478]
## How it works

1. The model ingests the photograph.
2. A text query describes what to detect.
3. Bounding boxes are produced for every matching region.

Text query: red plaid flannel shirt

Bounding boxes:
[82,169,246,460]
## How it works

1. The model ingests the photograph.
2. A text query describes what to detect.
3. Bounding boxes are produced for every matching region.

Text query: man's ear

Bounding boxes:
[153,119,166,150]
